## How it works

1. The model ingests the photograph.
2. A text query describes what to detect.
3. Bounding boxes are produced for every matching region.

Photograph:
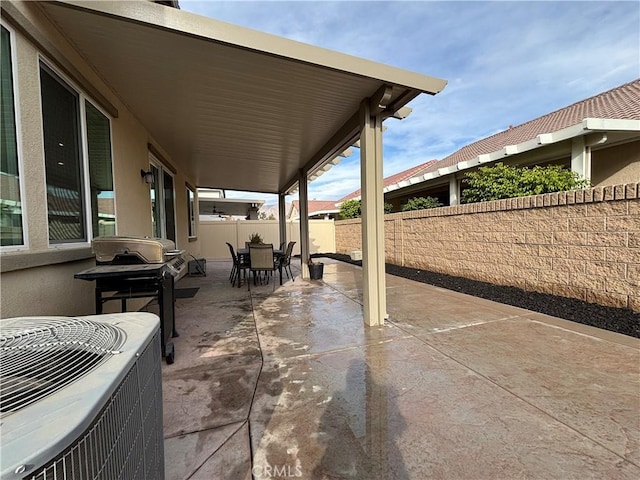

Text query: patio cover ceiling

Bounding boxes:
[38,1,447,195]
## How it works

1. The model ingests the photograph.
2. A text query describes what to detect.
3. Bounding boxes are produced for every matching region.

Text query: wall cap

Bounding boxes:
[335,183,639,224]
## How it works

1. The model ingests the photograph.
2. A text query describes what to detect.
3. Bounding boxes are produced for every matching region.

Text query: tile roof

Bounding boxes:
[423,78,640,172]
[290,200,340,217]
[338,159,438,202]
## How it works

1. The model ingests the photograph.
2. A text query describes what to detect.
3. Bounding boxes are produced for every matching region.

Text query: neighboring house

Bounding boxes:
[198,189,265,221]
[383,79,640,206]
[337,159,439,211]
[287,160,440,219]
[288,200,341,220]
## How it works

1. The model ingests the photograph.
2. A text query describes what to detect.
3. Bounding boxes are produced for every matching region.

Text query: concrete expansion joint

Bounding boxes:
[290,338,401,362]
[404,329,637,466]
[323,281,365,307]
[183,421,249,480]
[167,419,247,443]
[528,319,640,350]
[246,292,266,477]
[428,316,520,334]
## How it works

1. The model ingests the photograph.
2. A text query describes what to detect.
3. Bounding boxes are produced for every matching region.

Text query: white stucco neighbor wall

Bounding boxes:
[198,220,336,260]
[0,2,201,318]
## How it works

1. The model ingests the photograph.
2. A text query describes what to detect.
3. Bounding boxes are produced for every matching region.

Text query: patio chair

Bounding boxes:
[248,243,276,291]
[277,241,296,282]
[226,242,247,288]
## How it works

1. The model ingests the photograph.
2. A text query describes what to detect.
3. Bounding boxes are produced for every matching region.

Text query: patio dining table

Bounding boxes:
[237,247,285,285]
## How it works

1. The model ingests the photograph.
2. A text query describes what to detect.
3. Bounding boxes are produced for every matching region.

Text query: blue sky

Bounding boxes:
[181,0,639,204]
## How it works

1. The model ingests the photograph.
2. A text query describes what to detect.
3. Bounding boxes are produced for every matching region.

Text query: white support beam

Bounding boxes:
[278,192,287,247]
[449,176,460,206]
[571,136,591,183]
[360,100,387,327]
[298,170,310,279]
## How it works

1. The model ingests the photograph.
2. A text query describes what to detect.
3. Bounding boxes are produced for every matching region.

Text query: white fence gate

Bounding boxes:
[198,220,336,260]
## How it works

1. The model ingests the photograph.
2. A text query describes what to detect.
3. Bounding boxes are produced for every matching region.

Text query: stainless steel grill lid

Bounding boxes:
[92,235,177,263]
[0,317,125,416]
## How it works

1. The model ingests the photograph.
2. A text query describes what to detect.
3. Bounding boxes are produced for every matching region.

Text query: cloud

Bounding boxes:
[182,0,639,201]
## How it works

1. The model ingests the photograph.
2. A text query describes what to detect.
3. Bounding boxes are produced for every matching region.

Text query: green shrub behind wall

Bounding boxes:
[402,196,443,211]
[339,199,393,218]
[461,162,590,203]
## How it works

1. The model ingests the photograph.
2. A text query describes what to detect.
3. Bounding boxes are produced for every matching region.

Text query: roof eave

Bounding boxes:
[57,0,447,95]
[386,118,640,192]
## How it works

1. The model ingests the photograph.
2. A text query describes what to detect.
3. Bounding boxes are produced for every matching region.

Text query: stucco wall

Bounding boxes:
[592,140,640,188]
[336,184,640,312]
[0,3,201,318]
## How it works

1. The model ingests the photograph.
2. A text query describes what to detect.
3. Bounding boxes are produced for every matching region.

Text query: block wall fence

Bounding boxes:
[335,183,640,312]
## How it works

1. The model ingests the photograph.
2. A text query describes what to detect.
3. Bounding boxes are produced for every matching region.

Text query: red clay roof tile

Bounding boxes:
[339,159,438,202]
[424,78,640,173]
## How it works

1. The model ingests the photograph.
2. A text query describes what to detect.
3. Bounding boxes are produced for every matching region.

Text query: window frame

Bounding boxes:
[0,21,28,252]
[149,153,176,242]
[85,99,117,238]
[186,184,196,240]
[38,57,116,247]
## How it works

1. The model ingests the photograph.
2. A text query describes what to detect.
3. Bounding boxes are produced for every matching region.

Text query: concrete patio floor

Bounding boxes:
[161,258,639,480]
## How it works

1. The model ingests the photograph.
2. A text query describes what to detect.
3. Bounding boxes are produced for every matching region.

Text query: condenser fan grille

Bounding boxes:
[0,317,126,416]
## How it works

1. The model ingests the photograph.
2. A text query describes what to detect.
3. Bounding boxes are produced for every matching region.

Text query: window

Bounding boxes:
[1,25,24,247]
[187,186,196,238]
[86,102,115,236]
[39,63,114,243]
[149,156,175,241]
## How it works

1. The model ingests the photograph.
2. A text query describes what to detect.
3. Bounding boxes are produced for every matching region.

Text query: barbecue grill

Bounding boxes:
[93,235,188,278]
[75,236,189,364]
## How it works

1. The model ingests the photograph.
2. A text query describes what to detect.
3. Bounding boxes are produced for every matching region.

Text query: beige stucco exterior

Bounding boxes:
[0,2,203,317]
[592,140,640,187]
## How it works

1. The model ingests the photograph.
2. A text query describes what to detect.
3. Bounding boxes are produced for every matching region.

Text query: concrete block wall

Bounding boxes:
[335,219,362,255]
[335,183,640,311]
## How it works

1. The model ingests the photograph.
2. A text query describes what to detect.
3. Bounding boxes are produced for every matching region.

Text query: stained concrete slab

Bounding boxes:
[162,258,640,480]
[253,287,409,360]
[422,316,640,465]
[188,422,252,480]
[249,337,640,479]
[163,362,262,438]
[165,422,244,480]
[169,296,260,371]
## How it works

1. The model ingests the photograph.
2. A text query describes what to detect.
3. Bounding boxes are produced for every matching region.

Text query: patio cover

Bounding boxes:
[32,0,447,194]
[12,0,448,326]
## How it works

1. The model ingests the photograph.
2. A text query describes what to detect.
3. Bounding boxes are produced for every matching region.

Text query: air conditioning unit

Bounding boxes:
[0,313,165,480]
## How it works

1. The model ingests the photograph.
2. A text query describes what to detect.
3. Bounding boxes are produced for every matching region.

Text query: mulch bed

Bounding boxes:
[311,253,640,339]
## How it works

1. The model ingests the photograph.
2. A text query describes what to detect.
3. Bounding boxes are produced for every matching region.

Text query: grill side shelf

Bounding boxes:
[74,264,167,280]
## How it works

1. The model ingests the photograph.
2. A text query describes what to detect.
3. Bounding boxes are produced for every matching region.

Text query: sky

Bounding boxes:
[181,0,640,205]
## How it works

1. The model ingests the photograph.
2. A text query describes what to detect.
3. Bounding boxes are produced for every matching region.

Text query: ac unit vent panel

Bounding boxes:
[0,318,125,416]
[0,313,163,480]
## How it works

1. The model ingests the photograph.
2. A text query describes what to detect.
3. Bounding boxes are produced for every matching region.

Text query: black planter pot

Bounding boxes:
[309,263,324,280]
